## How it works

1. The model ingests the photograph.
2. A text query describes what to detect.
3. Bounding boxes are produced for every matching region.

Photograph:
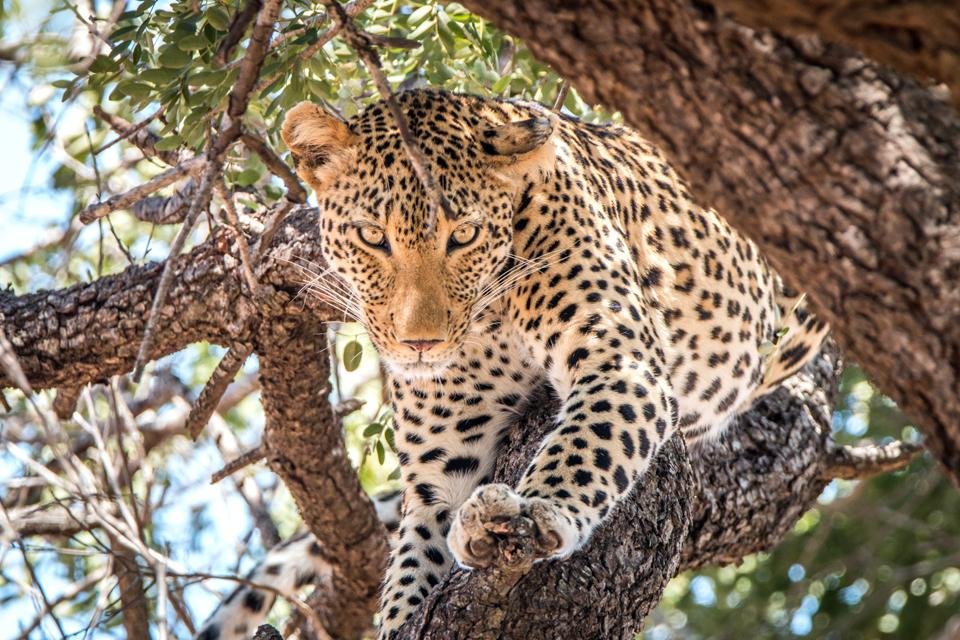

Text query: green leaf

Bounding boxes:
[140,67,181,84]
[343,339,363,372]
[176,34,208,51]
[117,79,153,99]
[88,55,117,73]
[407,4,433,25]
[491,75,511,94]
[154,135,183,151]
[388,466,401,481]
[407,16,435,41]
[375,440,386,465]
[234,167,261,186]
[363,422,382,438]
[159,45,192,68]
[384,427,396,452]
[205,6,231,31]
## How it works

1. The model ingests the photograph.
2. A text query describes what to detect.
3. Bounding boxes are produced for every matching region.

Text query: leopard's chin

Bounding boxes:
[382,356,455,381]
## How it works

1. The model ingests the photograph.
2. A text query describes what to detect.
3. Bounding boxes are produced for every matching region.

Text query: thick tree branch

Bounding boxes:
[460,0,960,486]
[706,0,960,108]
[0,207,330,391]
[257,314,388,640]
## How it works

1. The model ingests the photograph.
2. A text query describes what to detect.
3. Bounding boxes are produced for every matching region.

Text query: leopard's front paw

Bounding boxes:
[447,483,579,570]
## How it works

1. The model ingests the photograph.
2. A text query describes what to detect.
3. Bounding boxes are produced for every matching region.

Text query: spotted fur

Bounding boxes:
[196,89,828,640]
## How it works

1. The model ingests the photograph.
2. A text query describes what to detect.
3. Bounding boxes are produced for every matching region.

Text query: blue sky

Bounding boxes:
[0,1,76,263]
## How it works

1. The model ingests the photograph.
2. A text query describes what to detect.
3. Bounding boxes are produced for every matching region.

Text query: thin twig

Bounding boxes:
[208,398,364,484]
[92,106,168,162]
[131,163,219,381]
[248,0,374,97]
[11,564,106,640]
[241,131,307,203]
[553,81,570,111]
[210,445,265,484]
[215,0,264,66]
[214,0,283,155]
[78,157,207,224]
[822,440,924,480]
[0,503,69,639]
[321,0,451,234]
[215,178,260,295]
[186,342,254,439]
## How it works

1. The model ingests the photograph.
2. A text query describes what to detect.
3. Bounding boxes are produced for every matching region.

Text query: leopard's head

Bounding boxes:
[281,90,556,378]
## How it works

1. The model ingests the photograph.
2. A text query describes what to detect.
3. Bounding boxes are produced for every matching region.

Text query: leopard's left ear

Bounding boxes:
[281,101,357,193]
[479,109,558,179]
[479,116,555,157]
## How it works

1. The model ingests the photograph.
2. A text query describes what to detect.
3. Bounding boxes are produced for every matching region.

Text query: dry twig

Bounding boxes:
[131,165,219,381]
[210,445,266,484]
[92,106,170,162]
[553,81,570,111]
[248,0,374,97]
[187,342,254,439]
[822,440,924,480]
[78,157,207,224]
[241,131,308,203]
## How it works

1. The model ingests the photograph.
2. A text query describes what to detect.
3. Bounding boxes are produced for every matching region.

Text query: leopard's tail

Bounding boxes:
[749,284,830,403]
[194,489,402,640]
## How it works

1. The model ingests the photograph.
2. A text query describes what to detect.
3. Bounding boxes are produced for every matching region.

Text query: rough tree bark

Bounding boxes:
[709,0,960,108]
[257,313,388,639]
[458,0,960,485]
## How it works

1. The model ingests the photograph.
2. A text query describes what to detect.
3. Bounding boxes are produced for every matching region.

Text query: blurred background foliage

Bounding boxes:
[0,0,957,638]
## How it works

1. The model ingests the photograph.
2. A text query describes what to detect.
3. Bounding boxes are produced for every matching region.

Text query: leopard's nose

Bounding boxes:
[401,339,443,352]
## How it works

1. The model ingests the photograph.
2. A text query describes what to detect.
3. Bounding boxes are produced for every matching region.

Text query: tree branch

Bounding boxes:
[0,207,330,391]
[186,341,254,438]
[823,439,924,480]
[257,314,389,640]
[706,0,960,108]
[77,157,206,223]
[241,131,308,203]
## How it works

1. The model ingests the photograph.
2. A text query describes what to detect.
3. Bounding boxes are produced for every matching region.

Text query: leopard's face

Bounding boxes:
[281,92,555,378]
[315,157,516,376]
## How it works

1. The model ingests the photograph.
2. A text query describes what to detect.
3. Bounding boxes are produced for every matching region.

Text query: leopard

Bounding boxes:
[194,89,828,640]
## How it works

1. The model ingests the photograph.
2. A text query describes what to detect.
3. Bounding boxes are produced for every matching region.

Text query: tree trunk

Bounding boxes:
[458,0,960,485]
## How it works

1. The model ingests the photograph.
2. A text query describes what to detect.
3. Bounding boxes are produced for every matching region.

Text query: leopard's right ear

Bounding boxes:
[281,101,357,193]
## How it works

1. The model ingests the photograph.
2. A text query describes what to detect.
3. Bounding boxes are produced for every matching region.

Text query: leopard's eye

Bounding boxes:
[357,225,389,252]
[448,224,479,252]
